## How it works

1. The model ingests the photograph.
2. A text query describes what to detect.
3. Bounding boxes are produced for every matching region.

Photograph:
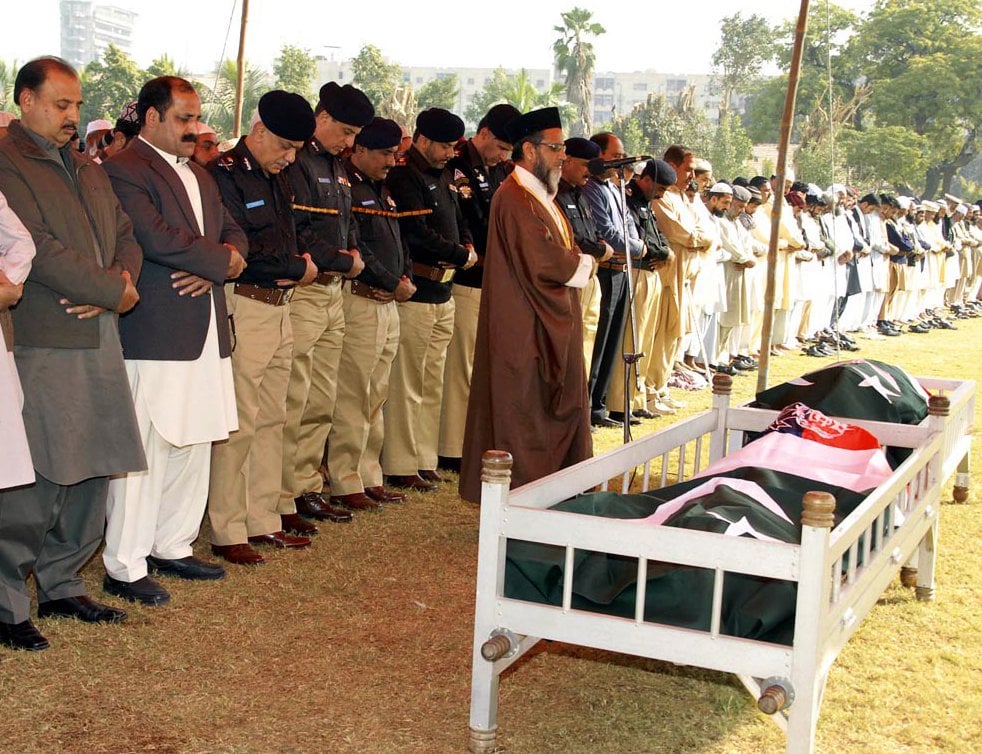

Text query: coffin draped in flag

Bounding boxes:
[504,401,895,646]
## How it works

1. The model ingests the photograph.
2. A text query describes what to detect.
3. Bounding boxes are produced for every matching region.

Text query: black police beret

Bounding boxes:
[355,117,402,150]
[564,137,600,160]
[504,106,562,144]
[416,108,465,142]
[258,90,315,142]
[479,103,521,142]
[318,82,374,128]
[641,159,677,186]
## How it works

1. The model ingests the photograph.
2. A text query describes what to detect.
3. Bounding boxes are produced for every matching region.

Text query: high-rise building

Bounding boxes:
[60,0,137,69]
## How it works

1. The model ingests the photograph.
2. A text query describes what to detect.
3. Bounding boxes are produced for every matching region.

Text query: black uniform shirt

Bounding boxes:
[211,137,307,286]
[556,178,608,258]
[626,179,671,264]
[345,158,411,292]
[286,138,356,275]
[385,145,472,304]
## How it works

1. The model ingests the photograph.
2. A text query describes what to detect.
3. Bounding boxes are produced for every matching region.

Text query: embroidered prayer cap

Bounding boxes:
[504,106,562,144]
[318,82,374,128]
[479,103,521,142]
[709,181,733,195]
[416,108,465,143]
[692,158,712,174]
[355,117,403,150]
[258,90,316,142]
[731,185,751,203]
[115,100,141,139]
[564,137,601,160]
[746,186,763,203]
[85,118,113,138]
[641,159,677,186]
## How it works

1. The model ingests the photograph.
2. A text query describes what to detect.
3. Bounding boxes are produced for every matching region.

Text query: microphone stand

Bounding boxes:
[617,173,644,445]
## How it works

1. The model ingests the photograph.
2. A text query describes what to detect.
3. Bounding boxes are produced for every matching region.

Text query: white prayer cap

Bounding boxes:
[778,167,796,182]
[709,182,732,195]
[896,196,913,210]
[806,182,823,197]
[921,200,939,212]
[954,204,968,216]
[0,111,15,128]
[827,183,847,195]
[692,158,712,173]
[944,193,962,206]
[196,121,217,137]
[85,118,113,138]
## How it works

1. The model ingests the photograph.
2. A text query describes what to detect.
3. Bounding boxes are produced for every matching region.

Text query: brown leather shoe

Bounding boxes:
[247,531,311,549]
[294,491,353,523]
[387,474,438,492]
[364,486,406,503]
[211,543,265,565]
[330,492,383,511]
[281,513,318,536]
[418,469,443,483]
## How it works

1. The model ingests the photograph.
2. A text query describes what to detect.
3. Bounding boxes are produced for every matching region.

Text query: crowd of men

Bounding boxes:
[1,55,980,652]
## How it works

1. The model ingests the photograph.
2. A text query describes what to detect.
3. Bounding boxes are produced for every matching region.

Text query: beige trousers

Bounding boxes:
[209,293,293,544]
[609,268,659,412]
[327,292,400,496]
[280,279,344,502]
[382,299,455,475]
[580,274,601,378]
[438,284,481,459]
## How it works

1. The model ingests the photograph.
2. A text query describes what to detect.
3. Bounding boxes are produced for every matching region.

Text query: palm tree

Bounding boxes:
[201,59,268,141]
[553,7,606,137]
[0,59,18,112]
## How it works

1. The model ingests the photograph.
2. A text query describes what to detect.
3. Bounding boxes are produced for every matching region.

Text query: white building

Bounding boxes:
[60,0,137,69]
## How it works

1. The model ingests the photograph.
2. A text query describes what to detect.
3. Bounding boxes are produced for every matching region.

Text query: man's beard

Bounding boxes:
[532,155,561,195]
[711,208,725,217]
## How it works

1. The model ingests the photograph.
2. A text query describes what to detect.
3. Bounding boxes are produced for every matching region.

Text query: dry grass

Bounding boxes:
[1,318,979,754]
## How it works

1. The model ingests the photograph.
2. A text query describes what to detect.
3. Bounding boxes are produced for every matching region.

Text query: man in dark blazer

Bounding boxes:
[0,57,144,651]
[102,76,248,605]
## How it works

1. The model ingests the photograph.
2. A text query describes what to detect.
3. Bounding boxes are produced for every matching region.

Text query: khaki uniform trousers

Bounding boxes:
[609,268,659,413]
[438,283,481,459]
[280,278,344,503]
[645,266,680,396]
[327,291,400,496]
[580,274,601,379]
[209,292,293,545]
[382,299,455,476]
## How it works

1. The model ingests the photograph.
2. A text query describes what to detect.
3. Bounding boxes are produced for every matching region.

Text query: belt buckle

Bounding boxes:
[439,267,456,283]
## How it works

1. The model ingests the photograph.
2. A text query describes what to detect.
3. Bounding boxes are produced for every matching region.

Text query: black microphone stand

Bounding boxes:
[617,171,644,445]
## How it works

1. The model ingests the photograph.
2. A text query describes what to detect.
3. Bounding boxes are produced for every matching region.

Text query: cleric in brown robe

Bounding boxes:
[459,107,596,503]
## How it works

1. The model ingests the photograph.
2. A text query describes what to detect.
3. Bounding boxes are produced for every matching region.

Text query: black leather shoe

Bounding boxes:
[632,409,657,419]
[418,469,443,483]
[608,411,641,425]
[330,492,384,511]
[147,555,226,581]
[103,575,171,606]
[436,455,461,473]
[38,596,127,623]
[294,491,353,523]
[0,619,49,651]
[364,486,406,503]
[591,416,622,428]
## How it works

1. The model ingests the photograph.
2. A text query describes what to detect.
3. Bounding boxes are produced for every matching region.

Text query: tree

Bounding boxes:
[416,75,459,112]
[705,112,755,180]
[606,92,713,163]
[465,68,572,129]
[273,44,317,104]
[351,45,403,113]
[145,54,187,80]
[80,44,146,125]
[711,13,776,123]
[553,7,606,137]
[200,58,266,140]
[839,125,928,193]
[849,0,982,196]
[0,59,17,111]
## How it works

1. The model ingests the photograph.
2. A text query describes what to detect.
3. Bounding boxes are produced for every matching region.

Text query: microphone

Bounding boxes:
[588,155,652,175]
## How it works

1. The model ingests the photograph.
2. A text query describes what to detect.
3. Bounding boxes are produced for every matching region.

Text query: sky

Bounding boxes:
[4,0,871,76]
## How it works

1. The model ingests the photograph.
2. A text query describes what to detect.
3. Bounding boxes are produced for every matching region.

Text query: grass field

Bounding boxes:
[0,318,979,754]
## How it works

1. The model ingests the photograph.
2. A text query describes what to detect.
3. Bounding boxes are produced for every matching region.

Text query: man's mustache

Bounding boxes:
[181,134,197,143]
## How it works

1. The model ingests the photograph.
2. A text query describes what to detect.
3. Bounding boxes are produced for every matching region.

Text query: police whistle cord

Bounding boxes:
[350,207,433,219]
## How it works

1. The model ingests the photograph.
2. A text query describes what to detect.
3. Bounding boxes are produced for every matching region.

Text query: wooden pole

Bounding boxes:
[756,0,809,394]
[232,0,249,137]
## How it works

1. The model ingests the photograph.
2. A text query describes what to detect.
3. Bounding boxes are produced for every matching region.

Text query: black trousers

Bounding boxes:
[588,267,628,421]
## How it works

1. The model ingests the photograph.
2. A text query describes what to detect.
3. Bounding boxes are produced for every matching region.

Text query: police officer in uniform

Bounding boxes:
[608,159,676,422]
[383,108,476,491]
[437,103,520,473]
[556,137,613,378]
[327,118,417,510]
[281,82,373,527]
[208,91,317,566]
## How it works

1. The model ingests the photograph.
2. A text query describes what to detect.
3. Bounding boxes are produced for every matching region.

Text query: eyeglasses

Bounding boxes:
[533,141,566,152]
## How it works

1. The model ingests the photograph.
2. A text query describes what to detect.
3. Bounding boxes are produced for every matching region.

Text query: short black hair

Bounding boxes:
[662,144,691,167]
[749,175,770,189]
[14,56,77,107]
[590,131,617,153]
[137,76,196,128]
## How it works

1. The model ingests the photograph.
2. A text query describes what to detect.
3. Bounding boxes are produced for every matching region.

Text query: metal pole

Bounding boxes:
[232,0,249,137]
[619,173,643,445]
[757,0,810,394]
